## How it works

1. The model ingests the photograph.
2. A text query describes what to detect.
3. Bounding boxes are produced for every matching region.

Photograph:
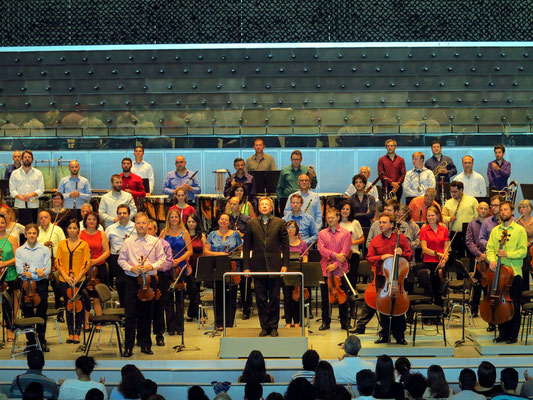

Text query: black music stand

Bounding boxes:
[301,262,324,327]
[521,184,533,200]
[249,171,280,195]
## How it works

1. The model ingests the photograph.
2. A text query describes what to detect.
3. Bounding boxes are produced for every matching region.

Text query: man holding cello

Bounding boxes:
[485,201,528,344]
[362,212,413,345]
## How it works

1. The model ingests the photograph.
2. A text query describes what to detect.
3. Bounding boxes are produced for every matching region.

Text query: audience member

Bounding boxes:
[291,349,319,382]
[264,393,283,400]
[285,377,315,400]
[374,355,404,400]
[10,349,59,399]
[314,361,337,400]
[493,367,520,398]
[187,386,208,400]
[213,394,232,400]
[85,389,104,400]
[110,365,145,400]
[333,385,352,400]
[244,382,263,400]
[451,368,485,400]
[475,361,503,398]
[356,369,377,400]
[404,373,427,400]
[424,365,453,399]
[23,383,44,400]
[138,380,157,400]
[332,335,374,385]
[238,350,274,383]
[58,356,107,400]
[394,357,411,385]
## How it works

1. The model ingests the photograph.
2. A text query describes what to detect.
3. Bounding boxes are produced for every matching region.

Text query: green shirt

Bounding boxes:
[486,221,528,277]
[0,237,16,281]
[276,165,318,198]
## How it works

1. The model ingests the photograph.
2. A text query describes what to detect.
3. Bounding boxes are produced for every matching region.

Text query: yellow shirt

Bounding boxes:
[56,239,91,282]
[442,194,478,232]
[486,221,528,277]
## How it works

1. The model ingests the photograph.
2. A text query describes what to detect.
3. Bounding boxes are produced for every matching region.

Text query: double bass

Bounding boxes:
[479,230,514,325]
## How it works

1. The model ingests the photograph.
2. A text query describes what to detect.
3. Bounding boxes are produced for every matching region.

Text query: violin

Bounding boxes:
[480,230,515,325]
[169,262,188,292]
[436,231,459,283]
[328,266,347,305]
[227,244,243,286]
[86,263,100,292]
[137,272,156,301]
[292,241,313,302]
[374,227,410,316]
[22,263,41,307]
[66,270,84,313]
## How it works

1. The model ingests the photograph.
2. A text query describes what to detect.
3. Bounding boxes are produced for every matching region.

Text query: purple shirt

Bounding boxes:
[118,234,167,277]
[465,218,484,257]
[479,215,500,253]
[317,226,352,277]
[487,159,511,190]
[159,238,174,272]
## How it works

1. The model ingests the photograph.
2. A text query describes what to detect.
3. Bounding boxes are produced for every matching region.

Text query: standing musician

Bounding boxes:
[408,188,441,223]
[131,146,155,195]
[284,174,322,230]
[169,187,197,222]
[516,200,533,292]
[276,150,318,201]
[366,200,415,247]
[56,219,91,344]
[99,175,137,229]
[9,150,45,221]
[80,211,110,326]
[344,166,379,202]
[453,155,487,197]
[57,160,93,210]
[15,223,51,351]
[185,214,205,318]
[424,140,457,183]
[243,197,289,337]
[224,157,256,201]
[347,174,377,228]
[105,204,136,307]
[162,155,201,202]
[442,181,478,259]
[4,150,22,180]
[403,152,436,198]
[465,202,490,318]
[419,206,449,306]
[162,209,194,335]
[146,219,173,346]
[0,214,19,343]
[244,138,278,173]
[378,139,406,202]
[486,201,527,344]
[283,193,318,246]
[48,192,71,234]
[317,208,352,331]
[487,145,511,191]
[118,212,167,357]
[120,157,146,203]
[205,213,243,330]
[354,212,413,344]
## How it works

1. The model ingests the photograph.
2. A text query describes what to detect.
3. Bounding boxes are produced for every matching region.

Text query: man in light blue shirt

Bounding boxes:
[57,161,92,210]
[283,193,318,246]
[161,155,201,202]
[284,174,322,230]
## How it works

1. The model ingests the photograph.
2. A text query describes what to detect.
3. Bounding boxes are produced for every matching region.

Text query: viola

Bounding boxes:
[66,271,83,313]
[374,227,410,316]
[328,267,347,305]
[22,263,41,307]
[169,263,188,292]
[480,230,514,325]
[137,272,156,301]
[86,264,100,292]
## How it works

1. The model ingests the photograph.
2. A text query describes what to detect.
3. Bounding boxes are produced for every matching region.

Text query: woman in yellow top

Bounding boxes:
[56,219,91,344]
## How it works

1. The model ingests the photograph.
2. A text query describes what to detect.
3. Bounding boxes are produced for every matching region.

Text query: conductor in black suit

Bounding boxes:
[243,197,290,337]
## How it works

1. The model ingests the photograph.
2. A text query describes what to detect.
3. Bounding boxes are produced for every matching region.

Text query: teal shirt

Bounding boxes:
[276,165,318,198]
[486,221,528,277]
[0,237,16,281]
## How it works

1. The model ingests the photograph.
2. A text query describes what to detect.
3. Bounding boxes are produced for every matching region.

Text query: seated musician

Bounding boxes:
[80,203,104,232]
[347,174,377,229]
[408,188,441,223]
[283,193,318,246]
[366,200,415,248]
[48,192,71,234]
[419,206,449,307]
[15,223,51,351]
[56,219,91,344]
[284,174,322,230]
[224,183,255,218]
[169,187,197,222]
[162,155,201,202]
[0,213,19,343]
[184,214,205,319]
[344,166,379,201]
[357,212,413,344]
[224,157,256,201]
[317,208,352,331]
[486,201,528,344]
[118,212,167,357]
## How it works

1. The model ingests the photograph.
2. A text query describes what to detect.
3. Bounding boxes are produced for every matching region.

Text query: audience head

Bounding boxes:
[301,349,319,372]
[85,389,104,400]
[244,381,263,400]
[285,377,315,400]
[75,356,96,376]
[478,361,497,388]
[187,385,208,400]
[427,364,450,398]
[265,393,283,400]
[343,335,362,357]
[333,384,351,400]
[241,350,268,383]
[375,354,395,390]
[394,357,411,383]
[404,372,427,400]
[314,361,336,399]
[500,367,519,392]
[23,382,43,400]
[356,369,377,397]
[139,379,158,400]
[118,364,145,399]
[213,394,231,400]
[26,349,45,370]
[458,368,477,391]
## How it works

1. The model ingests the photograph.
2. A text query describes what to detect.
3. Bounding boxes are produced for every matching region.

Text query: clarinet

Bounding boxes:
[304,198,313,214]
[73,180,79,210]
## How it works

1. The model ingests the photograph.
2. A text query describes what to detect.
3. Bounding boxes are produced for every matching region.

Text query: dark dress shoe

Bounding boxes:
[242,313,250,320]
[396,338,408,345]
[57,313,65,323]
[123,348,133,357]
[141,347,153,355]
[487,323,496,332]
[350,328,365,334]
[168,331,176,336]
[66,339,73,344]
[156,337,165,346]
[185,317,194,322]
[493,336,506,343]
[41,343,50,352]
[259,329,269,337]
[270,329,278,337]
[72,339,80,344]
[319,323,330,331]
[471,312,479,318]
[506,338,518,344]
[374,336,388,344]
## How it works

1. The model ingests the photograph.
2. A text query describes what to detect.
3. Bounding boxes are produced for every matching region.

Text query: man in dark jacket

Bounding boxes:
[243,197,289,337]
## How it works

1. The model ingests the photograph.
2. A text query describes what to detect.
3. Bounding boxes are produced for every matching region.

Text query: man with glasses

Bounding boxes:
[162,155,201,202]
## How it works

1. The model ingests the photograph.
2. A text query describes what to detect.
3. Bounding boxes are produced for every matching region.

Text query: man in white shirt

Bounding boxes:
[57,160,92,210]
[131,146,155,195]
[345,166,379,201]
[99,174,137,228]
[331,335,374,385]
[403,151,436,198]
[284,174,322,230]
[450,368,486,400]
[453,155,487,197]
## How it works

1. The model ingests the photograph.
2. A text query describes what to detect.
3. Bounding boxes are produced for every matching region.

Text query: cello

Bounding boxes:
[479,230,515,325]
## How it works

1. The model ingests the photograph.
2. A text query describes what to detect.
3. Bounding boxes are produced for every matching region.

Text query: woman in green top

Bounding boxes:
[224,183,256,218]
[0,213,19,341]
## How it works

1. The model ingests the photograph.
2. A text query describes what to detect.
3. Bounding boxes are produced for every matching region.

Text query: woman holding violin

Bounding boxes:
[162,208,193,335]
[317,208,353,331]
[485,200,528,344]
[56,219,91,344]
[419,206,449,307]
[185,214,205,315]
[0,214,18,342]
[80,211,110,329]
[15,223,51,351]
[205,213,242,330]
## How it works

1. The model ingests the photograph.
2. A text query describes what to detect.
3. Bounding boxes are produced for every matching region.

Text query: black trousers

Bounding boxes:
[498,275,522,340]
[239,276,252,316]
[282,282,301,325]
[2,279,17,330]
[153,272,170,338]
[423,262,444,307]
[108,254,125,307]
[49,261,64,309]
[184,273,200,319]
[320,277,349,327]
[214,281,237,329]
[471,266,487,314]
[59,281,91,336]
[124,275,155,349]
[20,279,48,344]
[254,276,281,331]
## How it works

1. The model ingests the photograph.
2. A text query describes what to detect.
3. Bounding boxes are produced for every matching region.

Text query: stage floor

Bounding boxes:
[0,306,493,361]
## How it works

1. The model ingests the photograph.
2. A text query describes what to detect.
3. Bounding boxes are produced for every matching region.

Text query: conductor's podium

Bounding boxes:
[220,327,309,358]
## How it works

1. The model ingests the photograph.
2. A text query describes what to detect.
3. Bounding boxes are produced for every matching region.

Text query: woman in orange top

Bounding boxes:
[56,219,91,344]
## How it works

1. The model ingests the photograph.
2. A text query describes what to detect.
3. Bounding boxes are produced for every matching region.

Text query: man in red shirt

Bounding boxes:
[378,139,406,201]
[120,157,146,202]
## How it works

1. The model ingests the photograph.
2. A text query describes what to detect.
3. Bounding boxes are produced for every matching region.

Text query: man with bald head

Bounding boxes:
[344,166,379,201]
[453,155,487,197]
[162,155,201,202]
[57,160,92,210]
[4,150,22,180]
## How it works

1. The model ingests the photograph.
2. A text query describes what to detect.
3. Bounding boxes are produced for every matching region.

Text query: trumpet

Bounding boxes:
[498,180,518,204]
[432,160,448,176]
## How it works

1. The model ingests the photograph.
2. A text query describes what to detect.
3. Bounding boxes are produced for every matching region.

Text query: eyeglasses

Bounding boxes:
[491,204,500,208]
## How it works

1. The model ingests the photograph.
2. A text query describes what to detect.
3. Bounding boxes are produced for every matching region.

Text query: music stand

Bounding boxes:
[0,179,9,197]
[521,184,533,200]
[249,171,280,195]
